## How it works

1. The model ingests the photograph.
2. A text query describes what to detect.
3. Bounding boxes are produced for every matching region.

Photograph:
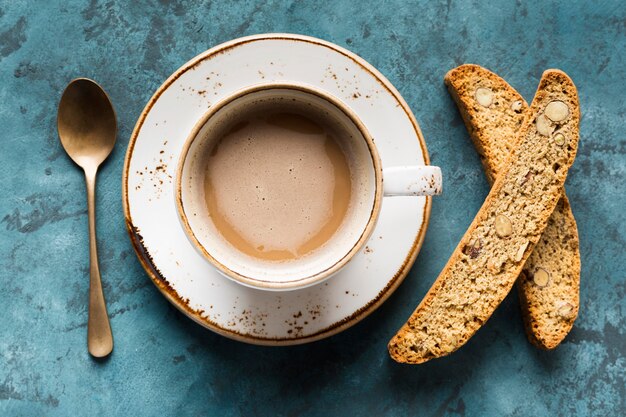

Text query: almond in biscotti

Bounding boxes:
[388,69,580,364]
[536,114,555,136]
[557,301,576,320]
[495,214,513,237]
[533,268,551,287]
[544,100,569,122]
[553,133,565,146]
[514,241,529,262]
[475,87,494,107]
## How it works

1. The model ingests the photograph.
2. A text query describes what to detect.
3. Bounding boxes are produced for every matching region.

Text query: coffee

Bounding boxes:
[203,110,353,262]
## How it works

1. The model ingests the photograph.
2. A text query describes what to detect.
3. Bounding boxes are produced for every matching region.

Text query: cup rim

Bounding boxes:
[175,81,383,290]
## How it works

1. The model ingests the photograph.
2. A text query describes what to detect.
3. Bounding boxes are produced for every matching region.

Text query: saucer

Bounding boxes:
[123,34,433,345]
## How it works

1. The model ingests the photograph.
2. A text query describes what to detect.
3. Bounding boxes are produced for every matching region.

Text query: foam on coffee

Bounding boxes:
[203,108,353,262]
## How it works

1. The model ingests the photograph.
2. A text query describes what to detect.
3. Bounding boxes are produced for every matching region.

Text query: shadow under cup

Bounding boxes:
[176,83,383,291]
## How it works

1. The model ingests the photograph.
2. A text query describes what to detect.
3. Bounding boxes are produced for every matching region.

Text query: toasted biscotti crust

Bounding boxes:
[388,70,580,364]
[444,64,580,350]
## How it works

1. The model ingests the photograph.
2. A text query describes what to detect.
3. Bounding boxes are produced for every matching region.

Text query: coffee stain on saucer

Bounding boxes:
[322,64,381,104]
[133,139,174,199]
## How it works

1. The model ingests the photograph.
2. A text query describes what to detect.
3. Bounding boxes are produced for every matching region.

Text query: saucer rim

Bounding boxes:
[122,33,432,345]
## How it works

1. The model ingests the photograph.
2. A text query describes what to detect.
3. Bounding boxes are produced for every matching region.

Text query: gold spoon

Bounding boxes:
[57,78,116,358]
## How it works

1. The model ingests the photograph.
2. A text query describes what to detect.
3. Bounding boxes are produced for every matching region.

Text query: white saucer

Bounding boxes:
[122,34,433,345]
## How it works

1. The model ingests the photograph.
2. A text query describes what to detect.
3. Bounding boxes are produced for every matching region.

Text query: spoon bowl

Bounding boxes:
[58,78,117,170]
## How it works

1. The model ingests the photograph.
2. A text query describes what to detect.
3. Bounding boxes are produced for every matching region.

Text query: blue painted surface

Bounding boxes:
[0,1,624,415]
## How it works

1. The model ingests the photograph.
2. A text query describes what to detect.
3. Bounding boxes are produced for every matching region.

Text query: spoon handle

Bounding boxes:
[85,167,113,358]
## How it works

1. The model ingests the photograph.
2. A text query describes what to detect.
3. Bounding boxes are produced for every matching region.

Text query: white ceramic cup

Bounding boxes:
[176,82,442,291]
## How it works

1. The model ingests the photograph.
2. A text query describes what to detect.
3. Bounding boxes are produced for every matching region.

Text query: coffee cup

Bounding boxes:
[176,82,441,291]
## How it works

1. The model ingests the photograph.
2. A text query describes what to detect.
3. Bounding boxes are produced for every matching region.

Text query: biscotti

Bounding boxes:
[444,64,580,349]
[388,70,580,364]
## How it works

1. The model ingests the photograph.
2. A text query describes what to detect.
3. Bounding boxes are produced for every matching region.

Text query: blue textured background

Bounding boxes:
[1,1,624,416]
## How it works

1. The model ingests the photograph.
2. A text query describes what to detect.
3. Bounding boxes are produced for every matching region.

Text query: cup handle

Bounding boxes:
[383,166,442,196]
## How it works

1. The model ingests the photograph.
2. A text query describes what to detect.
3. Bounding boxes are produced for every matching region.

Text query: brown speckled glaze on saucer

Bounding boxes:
[122,34,433,345]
